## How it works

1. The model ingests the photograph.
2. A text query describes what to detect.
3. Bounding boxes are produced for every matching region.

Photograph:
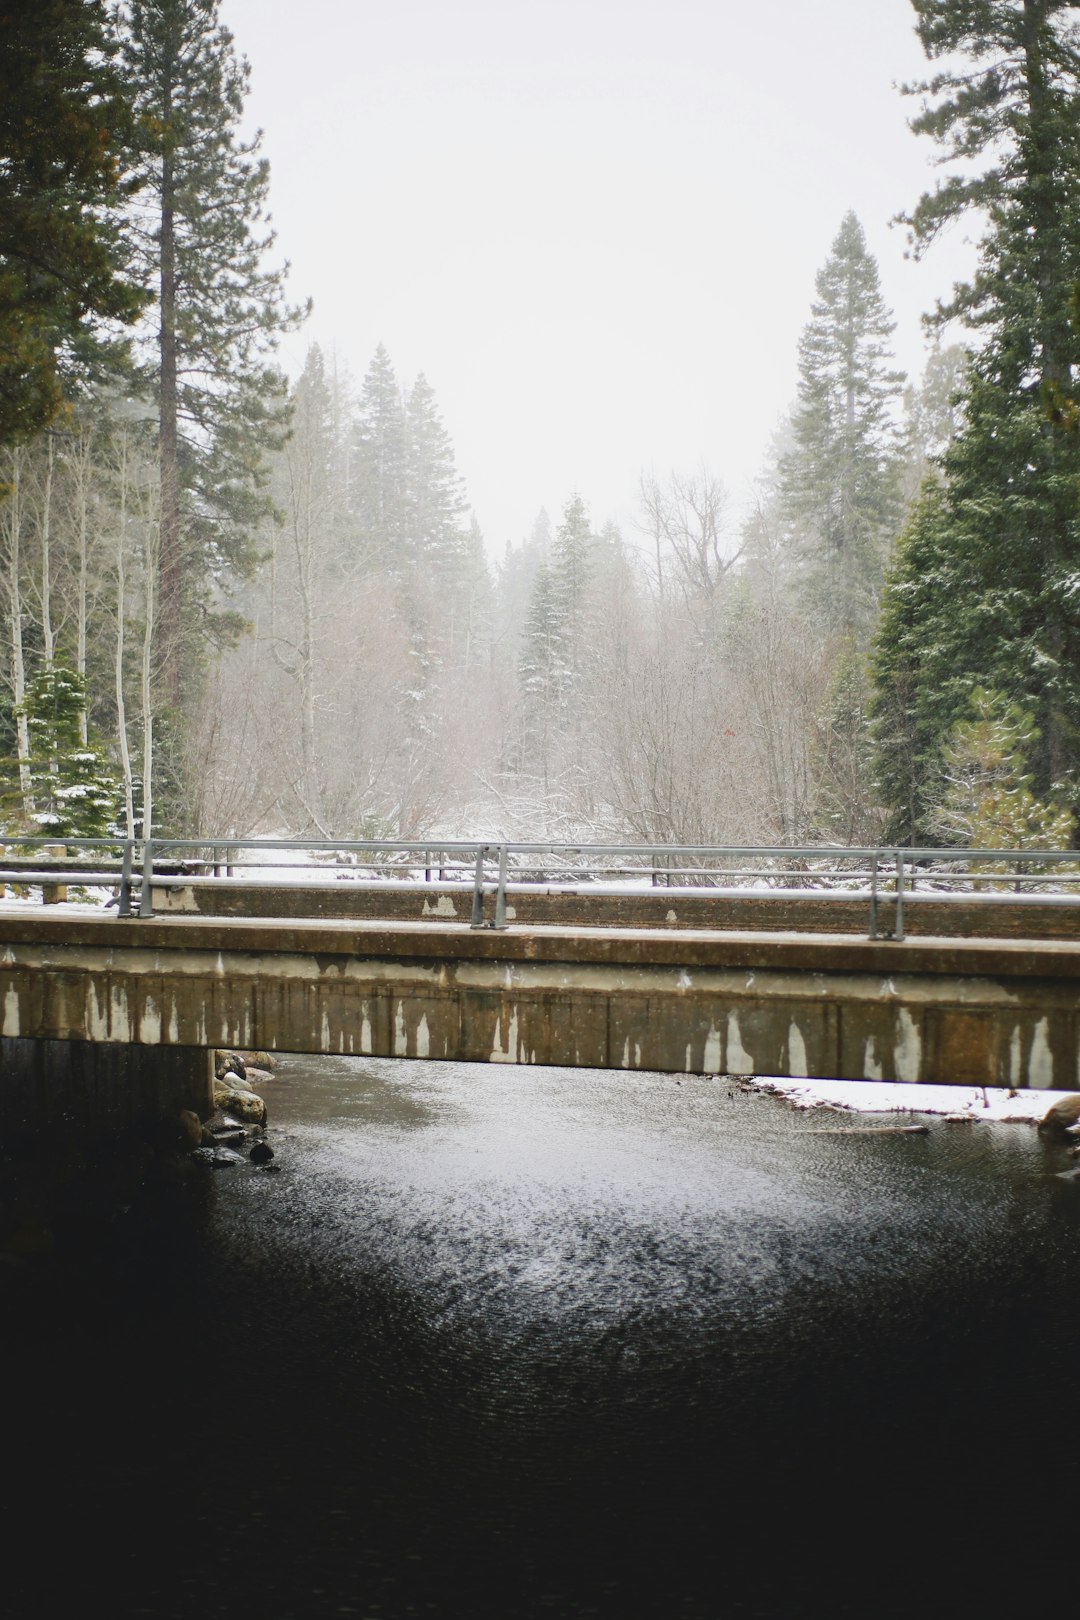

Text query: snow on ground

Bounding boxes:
[747,1074,1063,1124]
[0,893,114,915]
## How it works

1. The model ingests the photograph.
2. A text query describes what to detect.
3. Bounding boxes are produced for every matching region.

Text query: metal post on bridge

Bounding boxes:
[494,843,509,930]
[895,850,906,941]
[117,840,134,917]
[139,839,155,918]
[469,844,510,929]
[868,851,879,939]
[470,845,488,928]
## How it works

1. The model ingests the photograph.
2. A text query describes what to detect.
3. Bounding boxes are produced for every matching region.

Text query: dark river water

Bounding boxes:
[4,1056,1080,1619]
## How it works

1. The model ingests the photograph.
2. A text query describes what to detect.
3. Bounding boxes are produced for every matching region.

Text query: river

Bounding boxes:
[4,1054,1080,1618]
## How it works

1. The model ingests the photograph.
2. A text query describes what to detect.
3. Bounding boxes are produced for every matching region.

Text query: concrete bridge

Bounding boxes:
[2,900,1079,1134]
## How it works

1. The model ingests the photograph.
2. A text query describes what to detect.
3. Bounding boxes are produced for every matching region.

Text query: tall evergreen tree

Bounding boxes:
[514,493,596,790]
[873,0,1080,831]
[350,343,407,570]
[445,512,492,670]
[0,0,145,448]
[267,344,350,829]
[118,0,307,709]
[404,372,467,576]
[518,559,564,784]
[780,211,905,635]
[550,492,594,663]
[900,343,969,504]
[1,662,119,837]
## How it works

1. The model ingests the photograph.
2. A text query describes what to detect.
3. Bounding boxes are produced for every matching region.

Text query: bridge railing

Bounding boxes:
[0,835,140,913]
[1,835,1079,937]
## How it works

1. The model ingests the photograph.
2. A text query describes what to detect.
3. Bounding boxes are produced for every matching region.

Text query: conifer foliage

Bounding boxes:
[350,343,407,569]
[118,0,308,707]
[0,0,145,446]
[4,664,118,838]
[873,0,1080,835]
[930,687,1074,849]
[781,211,905,635]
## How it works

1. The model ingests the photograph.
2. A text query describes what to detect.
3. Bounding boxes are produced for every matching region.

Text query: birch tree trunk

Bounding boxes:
[112,434,136,838]
[141,491,157,841]
[38,433,55,666]
[69,425,94,747]
[2,451,33,816]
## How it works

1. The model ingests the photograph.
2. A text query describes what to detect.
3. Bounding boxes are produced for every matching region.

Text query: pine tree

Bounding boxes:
[812,639,881,844]
[930,687,1074,850]
[267,344,350,829]
[118,0,307,709]
[404,372,467,576]
[2,663,119,838]
[869,489,956,841]
[550,492,594,681]
[0,0,145,448]
[350,344,407,570]
[874,0,1080,824]
[445,513,492,669]
[900,343,969,505]
[518,560,564,784]
[780,211,905,635]
[514,494,597,795]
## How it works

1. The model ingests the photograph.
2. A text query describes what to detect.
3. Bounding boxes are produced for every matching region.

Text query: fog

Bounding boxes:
[220,0,975,548]
[8,0,1051,851]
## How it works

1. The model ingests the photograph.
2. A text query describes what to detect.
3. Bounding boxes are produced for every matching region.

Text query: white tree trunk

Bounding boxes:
[2,451,33,815]
[39,434,55,667]
[113,436,136,838]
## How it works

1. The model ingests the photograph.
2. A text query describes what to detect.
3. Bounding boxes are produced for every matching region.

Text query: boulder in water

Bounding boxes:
[190,1145,242,1168]
[240,1050,276,1071]
[211,1082,266,1126]
[1039,1095,1080,1135]
[214,1050,247,1082]
[176,1109,203,1150]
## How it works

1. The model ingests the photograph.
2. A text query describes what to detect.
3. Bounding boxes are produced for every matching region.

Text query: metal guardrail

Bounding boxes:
[1,835,1078,938]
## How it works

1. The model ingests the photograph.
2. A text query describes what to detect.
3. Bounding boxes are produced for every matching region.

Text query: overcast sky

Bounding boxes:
[219,0,976,554]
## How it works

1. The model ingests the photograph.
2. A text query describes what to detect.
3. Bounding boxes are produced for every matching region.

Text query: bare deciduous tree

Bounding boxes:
[638,466,741,603]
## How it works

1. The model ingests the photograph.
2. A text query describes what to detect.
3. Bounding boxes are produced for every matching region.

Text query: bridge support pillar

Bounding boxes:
[0,1038,214,1141]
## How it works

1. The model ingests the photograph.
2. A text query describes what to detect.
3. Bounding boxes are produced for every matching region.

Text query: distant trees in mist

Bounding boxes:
[3,0,1080,851]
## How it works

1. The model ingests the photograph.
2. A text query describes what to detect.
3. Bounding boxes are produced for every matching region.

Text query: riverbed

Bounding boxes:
[4,1055,1079,1618]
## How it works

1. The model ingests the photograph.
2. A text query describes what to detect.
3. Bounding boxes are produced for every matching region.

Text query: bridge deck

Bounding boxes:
[0,904,1077,974]
[142,878,1080,942]
[1,907,1078,1089]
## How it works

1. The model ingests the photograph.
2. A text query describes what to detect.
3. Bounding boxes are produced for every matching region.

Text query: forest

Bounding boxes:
[2,0,1080,850]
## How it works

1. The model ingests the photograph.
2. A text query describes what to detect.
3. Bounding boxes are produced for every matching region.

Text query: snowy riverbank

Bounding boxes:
[746,1074,1069,1125]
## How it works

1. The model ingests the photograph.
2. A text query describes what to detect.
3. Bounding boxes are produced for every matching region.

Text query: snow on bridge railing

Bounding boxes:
[3,835,1079,939]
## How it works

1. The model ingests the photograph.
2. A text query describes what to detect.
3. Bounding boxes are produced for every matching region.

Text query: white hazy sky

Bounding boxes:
[219,0,976,553]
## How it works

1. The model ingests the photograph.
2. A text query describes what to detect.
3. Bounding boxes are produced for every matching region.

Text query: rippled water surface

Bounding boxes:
[6,1056,1080,1618]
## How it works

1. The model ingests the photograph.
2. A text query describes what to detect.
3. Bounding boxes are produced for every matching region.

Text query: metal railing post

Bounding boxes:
[894,851,905,940]
[494,843,509,930]
[869,851,879,939]
[139,838,155,917]
[118,840,134,917]
[470,845,487,928]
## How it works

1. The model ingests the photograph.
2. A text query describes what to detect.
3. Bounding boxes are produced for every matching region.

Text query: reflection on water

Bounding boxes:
[5,1055,1080,1618]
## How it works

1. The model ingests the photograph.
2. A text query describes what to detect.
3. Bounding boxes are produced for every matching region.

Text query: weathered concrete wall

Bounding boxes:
[1,912,1078,1088]
[150,880,1080,942]
[0,1037,213,1138]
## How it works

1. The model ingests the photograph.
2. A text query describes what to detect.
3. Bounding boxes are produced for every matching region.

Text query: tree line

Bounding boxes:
[1,0,1079,852]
